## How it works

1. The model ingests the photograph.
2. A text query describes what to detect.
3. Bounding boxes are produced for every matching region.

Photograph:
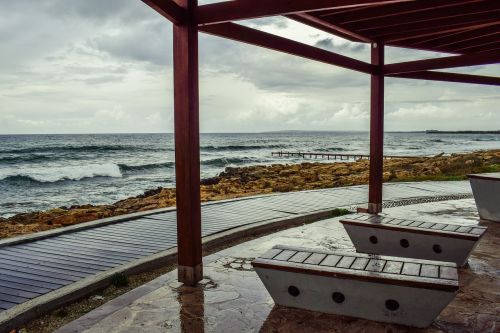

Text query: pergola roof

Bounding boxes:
[288,0,500,55]
[141,0,500,286]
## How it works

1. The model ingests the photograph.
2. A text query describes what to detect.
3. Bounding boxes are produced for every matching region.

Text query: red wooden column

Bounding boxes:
[368,41,384,214]
[173,0,202,285]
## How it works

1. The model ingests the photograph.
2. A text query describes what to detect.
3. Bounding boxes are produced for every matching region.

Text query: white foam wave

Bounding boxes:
[0,163,123,183]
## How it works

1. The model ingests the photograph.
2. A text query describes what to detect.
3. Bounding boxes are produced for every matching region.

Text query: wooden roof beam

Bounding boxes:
[388,71,500,86]
[448,37,500,53]
[409,25,500,48]
[141,0,186,24]
[196,0,413,26]
[385,51,500,75]
[199,22,375,74]
[387,22,499,43]
[319,0,482,23]
[352,2,499,31]
[287,13,372,43]
[365,12,500,37]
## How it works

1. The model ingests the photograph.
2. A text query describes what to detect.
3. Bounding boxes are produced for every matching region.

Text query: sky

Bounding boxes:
[0,0,499,134]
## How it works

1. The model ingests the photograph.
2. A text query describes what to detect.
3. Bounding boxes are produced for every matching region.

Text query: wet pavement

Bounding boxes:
[57,199,499,333]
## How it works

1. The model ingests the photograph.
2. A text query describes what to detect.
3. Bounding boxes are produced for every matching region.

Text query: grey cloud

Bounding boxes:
[88,20,172,66]
[1,1,499,134]
[315,38,368,54]
[315,38,334,49]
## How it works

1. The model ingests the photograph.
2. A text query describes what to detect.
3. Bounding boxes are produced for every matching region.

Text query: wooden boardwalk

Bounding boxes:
[0,181,471,313]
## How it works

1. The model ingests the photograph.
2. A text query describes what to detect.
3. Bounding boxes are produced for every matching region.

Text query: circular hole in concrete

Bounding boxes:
[385,299,400,311]
[288,285,300,297]
[332,292,345,304]
[400,239,410,248]
[369,236,378,244]
[433,244,442,253]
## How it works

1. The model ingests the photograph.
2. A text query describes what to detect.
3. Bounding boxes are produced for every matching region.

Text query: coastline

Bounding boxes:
[1,149,499,239]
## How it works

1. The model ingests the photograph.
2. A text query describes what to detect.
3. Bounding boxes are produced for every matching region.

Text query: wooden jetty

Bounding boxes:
[271,151,418,161]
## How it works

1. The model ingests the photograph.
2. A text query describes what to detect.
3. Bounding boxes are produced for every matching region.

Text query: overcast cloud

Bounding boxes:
[1,0,499,134]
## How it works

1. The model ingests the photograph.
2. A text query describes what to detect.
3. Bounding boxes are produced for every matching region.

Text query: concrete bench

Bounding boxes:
[252,245,458,328]
[469,173,500,222]
[340,213,487,267]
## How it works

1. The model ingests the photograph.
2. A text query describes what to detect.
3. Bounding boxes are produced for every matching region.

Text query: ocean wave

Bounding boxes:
[0,163,122,184]
[118,162,174,172]
[473,138,497,142]
[201,144,284,151]
[0,154,53,164]
[315,147,347,152]
[1,145,173,155]
[201,157,257,167]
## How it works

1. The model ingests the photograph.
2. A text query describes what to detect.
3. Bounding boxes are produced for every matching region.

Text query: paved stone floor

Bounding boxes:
[57,199,499,333]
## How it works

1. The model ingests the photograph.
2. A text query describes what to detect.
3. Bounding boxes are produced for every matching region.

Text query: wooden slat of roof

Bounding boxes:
[298,0,500,55]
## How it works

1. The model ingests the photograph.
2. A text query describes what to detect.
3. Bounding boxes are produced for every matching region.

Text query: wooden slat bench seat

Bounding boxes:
[340,213,487,266]
[252,245,459,328]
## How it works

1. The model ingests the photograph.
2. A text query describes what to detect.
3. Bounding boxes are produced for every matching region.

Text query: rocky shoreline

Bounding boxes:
[1,149,499,239]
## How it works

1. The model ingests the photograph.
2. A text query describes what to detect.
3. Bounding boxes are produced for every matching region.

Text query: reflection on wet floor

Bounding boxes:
[178,284,205,333]
[57,199,499,333]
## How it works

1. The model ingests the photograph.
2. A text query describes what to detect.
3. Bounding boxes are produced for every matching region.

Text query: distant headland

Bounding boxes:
[426,130,500,134]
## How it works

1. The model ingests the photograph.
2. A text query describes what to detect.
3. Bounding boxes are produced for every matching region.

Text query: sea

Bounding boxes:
[1,132,499,218]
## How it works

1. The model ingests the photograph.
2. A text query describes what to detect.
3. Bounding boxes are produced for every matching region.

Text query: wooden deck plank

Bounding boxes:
[0,280,52,294]
[0,286,41,299]
[0,300,17,311]
[18,242,135,263]
[319,255,342,267]
[0,293,29,305]
[260,248,282,259]
[443,225,460,232]
[289,252,312,263]
[82,228,174,241]
[364,259,385,272]
[11,245,127,267]
[383,261,403,274]
[274,250,296,261]
[336,256,356,269]
[77,230,175,248]
[351,257,370,270]
[402,262,421,276]
[440,266,459,280]
[304,253,327,265]
[0,274,63,290]
[0,262,89,280]
[36,239,143,261]
[0,268,76,285]
[60,233,166,251]
[53,236,161,255]
[0,254,102,275]
[87,226,177,241]
[421,264,439,278]
[0,248,116,269]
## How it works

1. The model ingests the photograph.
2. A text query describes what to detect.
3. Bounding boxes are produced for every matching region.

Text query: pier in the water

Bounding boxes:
[272,151,418,161]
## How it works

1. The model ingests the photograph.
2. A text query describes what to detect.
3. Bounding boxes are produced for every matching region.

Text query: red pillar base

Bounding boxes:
[367,202,382,214]
[178,264,203,286]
